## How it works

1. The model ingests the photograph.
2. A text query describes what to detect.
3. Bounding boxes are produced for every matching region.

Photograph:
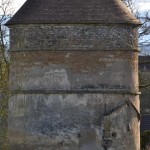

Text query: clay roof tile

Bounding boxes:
[6,0,141,26]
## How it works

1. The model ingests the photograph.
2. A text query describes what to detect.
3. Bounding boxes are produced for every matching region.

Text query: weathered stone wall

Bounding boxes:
[10,51,139,93]
[10,24,138,51]
[9,94,140,150]
[9,24,140,150]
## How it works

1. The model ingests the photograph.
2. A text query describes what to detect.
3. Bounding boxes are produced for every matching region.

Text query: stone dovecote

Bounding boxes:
[6,0,141,149]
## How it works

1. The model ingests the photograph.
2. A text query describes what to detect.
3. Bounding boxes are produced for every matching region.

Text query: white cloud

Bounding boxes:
[13,0,26,13]
[138,2,150,11]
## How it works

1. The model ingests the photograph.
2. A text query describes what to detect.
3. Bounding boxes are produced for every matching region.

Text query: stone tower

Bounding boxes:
[6,0,141,149]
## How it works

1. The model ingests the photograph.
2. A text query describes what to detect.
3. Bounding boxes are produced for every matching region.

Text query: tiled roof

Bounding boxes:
[141,115,150,132]
[6,0,141,25]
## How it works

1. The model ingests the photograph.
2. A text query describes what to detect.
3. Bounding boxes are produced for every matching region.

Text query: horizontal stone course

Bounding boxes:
[10,24,138,51]
[10,51,139,93]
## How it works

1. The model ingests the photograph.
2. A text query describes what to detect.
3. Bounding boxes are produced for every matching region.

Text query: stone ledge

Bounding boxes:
[10,90,141,95]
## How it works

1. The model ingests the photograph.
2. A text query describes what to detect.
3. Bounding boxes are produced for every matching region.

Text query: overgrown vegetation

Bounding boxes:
[141,131,150,150]
[0,59,9,150]
[0,0,12,149]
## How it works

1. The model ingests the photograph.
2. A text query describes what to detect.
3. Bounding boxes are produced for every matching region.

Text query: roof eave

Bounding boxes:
[5,19,142,27]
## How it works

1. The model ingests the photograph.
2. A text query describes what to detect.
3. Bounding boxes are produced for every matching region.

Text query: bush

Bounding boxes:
[141,130,150,150]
